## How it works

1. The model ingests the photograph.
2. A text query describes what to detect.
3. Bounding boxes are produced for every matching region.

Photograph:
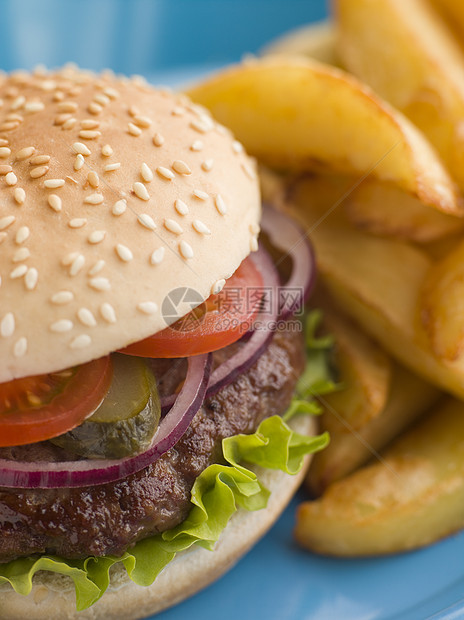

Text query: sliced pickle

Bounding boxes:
[51,354,160,459]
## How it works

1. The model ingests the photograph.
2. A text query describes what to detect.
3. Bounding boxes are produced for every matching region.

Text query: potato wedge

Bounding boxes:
[316,294,392,430]
[334,0,464,192]
[261,20,339,66]
[187,57,462,215]
[308,361,441,495]
[345,179,464,242]
[432,0,464,40]
[421,239,464,361]
[284,176,464,399]
[296,397,464,556]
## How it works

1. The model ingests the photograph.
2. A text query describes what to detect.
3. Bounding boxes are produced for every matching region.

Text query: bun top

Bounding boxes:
[0,66,261,382]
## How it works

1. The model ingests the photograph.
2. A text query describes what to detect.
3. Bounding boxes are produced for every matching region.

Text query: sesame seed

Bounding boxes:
[201,159,214,171]
[25,267,38,290]
[0,165,12,175]
[172,160,192,175]
[193,189,208,200]
[54,113,72,126]
[138,213,156,230]
[87,171,99,188]
[51,291,74,304]
[0,139,8,147]
[100,302,116,323]
[0,215,15,230]
[70,334,92,349]
[73,142,91,156]
[24,101,44,113]
[57,101,78,112]
[50,319,73,333]
[242,162,257,180]
[66,176,78,185]
[133,182,150,201]
[173,199,188,215]
[12,247,30,262]
[211,279,226,295]
[116,243,133,262]
[70,254,85,276]
[164,218,183,235]
[88,230,106,244]
[179,240,194,259]
[69,218,87,228]
[215,194,227,215]
[190,140,204,152]
[74,154,85,171]
[30,155,50,165]
[13,337,27,357]
[89,277,110,291]
[104,162,120,172]
[128,105,140,117]
[0,147,11,158]
[232,140,243,153]
[48,194,62,212]
[156,166,174,180]
[103,87,119,100]
[84,193,104,205]
[250,236,258,252]
[62,252,78,266]
[112,199,126,215]
[10,95,25,110]
[134,115,152,128]
[94,93,110,107]
[153,133,164,147]
[249,223,260,234]
[150,247,165,265]
[10,265,27,279]
[101,144,113,157]
[88,102,103,115]
[44,179,65,189]
[1,313,15,337]
[137,301,158,315]
[52,91,65,102]
[190,118,214,133]
[88,259,105,275]
[30,165,49,179]
[128,122,142,137]
[77,308,97,327]
[79,129,102,140]
[15,226,29,243]
[5,172,17,186]
[5,113,23,123]
[81,119,100,130]
[13,187,26,205]
[140,162,153,182]
[193,219,211,235]
[62,118,77,130]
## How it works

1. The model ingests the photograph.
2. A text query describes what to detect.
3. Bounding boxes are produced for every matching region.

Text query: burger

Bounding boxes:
[0,66,329,619]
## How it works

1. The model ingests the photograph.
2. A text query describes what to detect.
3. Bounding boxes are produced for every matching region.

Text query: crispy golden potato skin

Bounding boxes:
[296,397,464,556]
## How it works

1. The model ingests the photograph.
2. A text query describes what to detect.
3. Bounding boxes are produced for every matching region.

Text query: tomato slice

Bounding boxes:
[0,356,112,447]
[121,256,264,358]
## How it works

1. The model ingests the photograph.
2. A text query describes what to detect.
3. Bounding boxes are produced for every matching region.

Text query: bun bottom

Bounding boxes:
[0,415,316,620]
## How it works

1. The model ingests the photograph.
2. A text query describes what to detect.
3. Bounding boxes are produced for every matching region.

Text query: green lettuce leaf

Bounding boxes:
[0,311,334,611]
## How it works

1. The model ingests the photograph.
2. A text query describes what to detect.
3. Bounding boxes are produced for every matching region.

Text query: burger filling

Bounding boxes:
[0,325,304,562]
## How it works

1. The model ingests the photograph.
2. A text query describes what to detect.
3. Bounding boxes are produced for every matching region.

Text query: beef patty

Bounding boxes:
[0,326,305,563]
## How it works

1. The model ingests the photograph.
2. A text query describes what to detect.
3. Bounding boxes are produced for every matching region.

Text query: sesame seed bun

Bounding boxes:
[0,414,315,620]
[0,66,260,382]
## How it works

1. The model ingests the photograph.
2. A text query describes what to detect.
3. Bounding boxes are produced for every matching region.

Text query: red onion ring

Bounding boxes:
[0,354,211,489]
[160,245,280,410]
[261,203,316,319]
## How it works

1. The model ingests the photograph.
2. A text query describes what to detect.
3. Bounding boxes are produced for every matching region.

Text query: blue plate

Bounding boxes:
[1,1,463,618]
[155,491,464,620]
